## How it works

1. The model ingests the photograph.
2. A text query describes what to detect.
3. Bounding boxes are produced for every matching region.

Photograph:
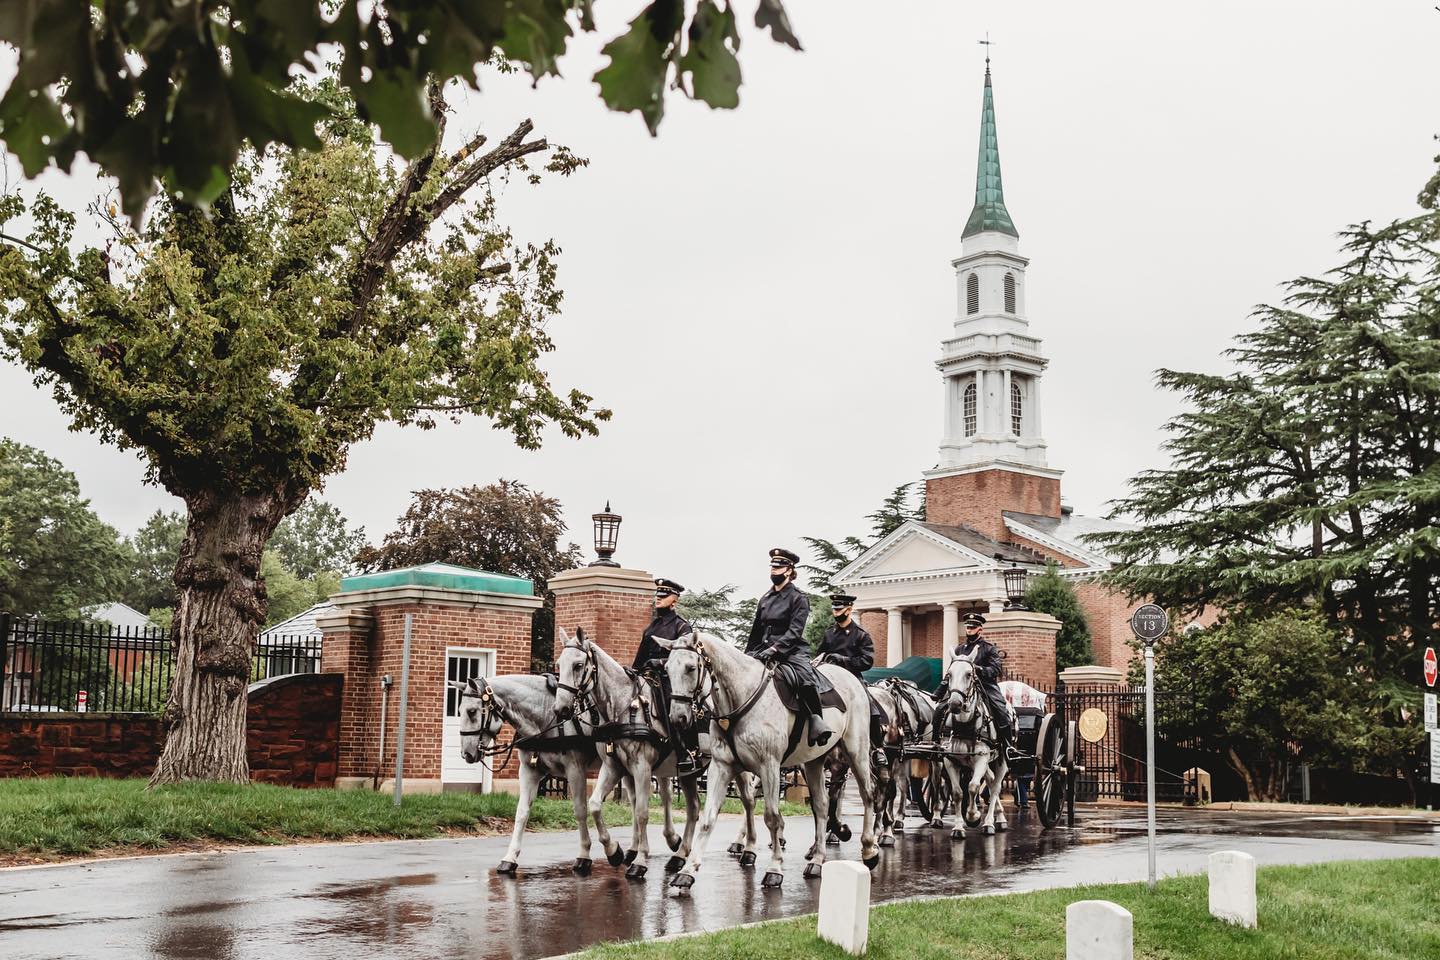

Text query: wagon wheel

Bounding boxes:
[1034,713,1067,829]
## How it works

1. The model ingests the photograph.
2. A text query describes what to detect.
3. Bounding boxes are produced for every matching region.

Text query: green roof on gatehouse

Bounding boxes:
[339,562,534,597]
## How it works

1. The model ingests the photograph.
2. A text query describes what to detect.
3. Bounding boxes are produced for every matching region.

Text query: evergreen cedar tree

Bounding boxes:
[0,79,609,784]
[1091,157,1440,796]
[0,1,803,220]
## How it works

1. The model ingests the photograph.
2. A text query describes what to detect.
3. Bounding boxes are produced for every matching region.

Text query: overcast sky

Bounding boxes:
[3,1,1438,600]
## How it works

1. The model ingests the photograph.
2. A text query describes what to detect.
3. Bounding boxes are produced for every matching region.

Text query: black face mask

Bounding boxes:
[770,572,788,586]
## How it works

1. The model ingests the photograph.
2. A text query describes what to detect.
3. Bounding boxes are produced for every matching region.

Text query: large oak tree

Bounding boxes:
[0,79,607,784]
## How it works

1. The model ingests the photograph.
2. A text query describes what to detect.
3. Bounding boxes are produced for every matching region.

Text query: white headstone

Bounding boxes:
[817,860,870,955]
[1208,850,1257,928]
[1066,900,1133,960]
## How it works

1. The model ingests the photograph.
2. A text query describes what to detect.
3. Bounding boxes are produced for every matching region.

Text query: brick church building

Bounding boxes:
[834,62,1175,681]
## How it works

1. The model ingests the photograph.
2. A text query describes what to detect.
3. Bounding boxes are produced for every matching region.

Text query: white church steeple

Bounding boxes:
[932,62,1057,479]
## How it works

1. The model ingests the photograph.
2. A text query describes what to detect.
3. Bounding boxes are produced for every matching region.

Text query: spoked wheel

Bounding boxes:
[1034,713,1068,829]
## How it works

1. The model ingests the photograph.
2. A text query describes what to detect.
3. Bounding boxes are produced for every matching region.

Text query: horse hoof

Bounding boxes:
[803,862,822,879]
[930,819,945,830]
[739,851,757,868]
[825,833,841,846]
[727,842,744,855]
[573,858,593,875]
[983,824,995,836]
[624,848,639,865]
[951,829,965,841]
[625,863,647,880]
[997,821,1009,833]
[879,835,895,848]
[837,824,852,842]
[665,855,686,873]
[670,873,695,890]
[667,834,682,852]
[761,871,784,888]
[863,854,880,871]
[606,847,625,867]
[894,822,905,833]
[496,860,518,876]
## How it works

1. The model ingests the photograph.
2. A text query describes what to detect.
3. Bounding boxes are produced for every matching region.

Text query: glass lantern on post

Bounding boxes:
[589,502,622,567]
[1002,564,1029,611]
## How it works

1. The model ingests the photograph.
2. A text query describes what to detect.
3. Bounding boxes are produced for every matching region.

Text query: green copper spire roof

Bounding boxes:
[962,64,1019,239]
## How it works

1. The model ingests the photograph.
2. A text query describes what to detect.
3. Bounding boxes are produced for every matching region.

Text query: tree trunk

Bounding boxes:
[149,490,290,785]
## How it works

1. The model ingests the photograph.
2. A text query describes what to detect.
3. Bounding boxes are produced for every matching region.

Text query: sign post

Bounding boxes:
[1130,603,1169,890]
[1425,647,1438,809]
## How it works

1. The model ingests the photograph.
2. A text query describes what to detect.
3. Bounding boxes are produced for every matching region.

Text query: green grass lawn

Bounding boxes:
[579,858,1440,960]
[0,777,807,860]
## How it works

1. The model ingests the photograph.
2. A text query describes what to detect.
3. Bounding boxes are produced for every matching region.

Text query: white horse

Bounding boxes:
[452,673,604,875]
[821,677,903,848]
[875,678,946,833]
[660,631,880,890]
[940,653,1011,839]
[553,627,714,881]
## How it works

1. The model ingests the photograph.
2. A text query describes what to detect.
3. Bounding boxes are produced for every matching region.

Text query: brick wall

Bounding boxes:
[925,468,1061,540]
[987,625,1057,687]
[553,590,654,668]
[324,602,534,783]
[0,672,343,785]
[859,611,890,664]
[910,611,944,659]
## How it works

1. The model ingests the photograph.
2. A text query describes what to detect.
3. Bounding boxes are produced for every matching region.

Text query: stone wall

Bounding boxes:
[925,468,1061,541]
[0,672,344,784]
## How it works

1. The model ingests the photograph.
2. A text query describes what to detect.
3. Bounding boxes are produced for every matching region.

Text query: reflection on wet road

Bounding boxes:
[2,806,1436,960]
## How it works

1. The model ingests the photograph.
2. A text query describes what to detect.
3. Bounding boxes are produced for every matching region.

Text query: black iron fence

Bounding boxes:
[0,612,323,715]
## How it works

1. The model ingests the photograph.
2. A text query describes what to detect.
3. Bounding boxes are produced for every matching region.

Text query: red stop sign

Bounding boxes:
[1425,647,1438,688]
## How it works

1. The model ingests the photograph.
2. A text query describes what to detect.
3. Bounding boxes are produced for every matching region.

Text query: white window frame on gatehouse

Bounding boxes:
[443,645,496,792]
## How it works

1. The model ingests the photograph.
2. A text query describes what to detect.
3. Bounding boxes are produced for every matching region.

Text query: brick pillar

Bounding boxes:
[1056,664,1127,691]
[316,564,542,794]
[548,566,656,668]
[984,609,1060,687]
[317,607,374,789]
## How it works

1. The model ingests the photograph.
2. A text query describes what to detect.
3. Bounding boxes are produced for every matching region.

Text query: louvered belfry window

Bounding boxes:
[963,382,978,437]
[966,274,979,315]
[1004,272,1016,314]
[1011,381,1023,435]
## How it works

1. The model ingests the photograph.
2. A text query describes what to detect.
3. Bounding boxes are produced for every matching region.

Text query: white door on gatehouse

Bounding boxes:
[442,647,494,791]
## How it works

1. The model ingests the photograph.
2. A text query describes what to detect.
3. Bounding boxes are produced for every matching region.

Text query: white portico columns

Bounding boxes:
[942,603,960,670]
[886,607,904,666]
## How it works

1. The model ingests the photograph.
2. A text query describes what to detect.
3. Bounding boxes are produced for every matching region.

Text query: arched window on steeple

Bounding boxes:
[963,382,978,437]
[1004,272,1016,314]
[966,274,979,315]
[1011,381,1023,435]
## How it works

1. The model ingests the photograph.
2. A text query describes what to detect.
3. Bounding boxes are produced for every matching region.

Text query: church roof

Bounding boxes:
[1003,510,1138,565]
[917,521,1047,565]
[961,64,1020,240]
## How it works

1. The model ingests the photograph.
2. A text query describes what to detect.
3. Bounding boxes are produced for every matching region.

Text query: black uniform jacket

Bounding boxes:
[632,607,693,673]
[818,621,875,676]
[956,635,1009,728]
[745,582,810,662]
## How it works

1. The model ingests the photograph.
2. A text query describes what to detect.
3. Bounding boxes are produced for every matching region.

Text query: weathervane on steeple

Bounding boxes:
[978,33,994,73]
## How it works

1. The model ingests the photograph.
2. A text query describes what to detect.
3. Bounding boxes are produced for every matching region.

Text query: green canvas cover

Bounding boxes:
[862,656,943,694]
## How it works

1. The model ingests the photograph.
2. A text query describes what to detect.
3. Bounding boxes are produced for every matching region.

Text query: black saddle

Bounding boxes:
[772,667,846,714]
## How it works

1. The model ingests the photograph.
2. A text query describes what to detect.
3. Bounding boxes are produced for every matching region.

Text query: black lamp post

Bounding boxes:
[1002,564,1029,611]
[590,502,622,567]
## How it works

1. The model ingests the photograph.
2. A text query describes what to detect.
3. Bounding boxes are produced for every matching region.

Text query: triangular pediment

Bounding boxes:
[836,522,995,584]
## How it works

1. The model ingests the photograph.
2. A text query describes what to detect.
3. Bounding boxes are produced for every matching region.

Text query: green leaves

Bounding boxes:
[595,0,683,134]
[0,1,802,217]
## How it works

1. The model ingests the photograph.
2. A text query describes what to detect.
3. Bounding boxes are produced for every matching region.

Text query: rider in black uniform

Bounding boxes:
[942,613,1013,752]
[745,547,833,747]
[817,593,886,767]
[633,578,699,775]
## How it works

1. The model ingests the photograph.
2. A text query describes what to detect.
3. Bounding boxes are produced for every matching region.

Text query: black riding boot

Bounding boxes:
[869,715,889,767]
[801,686,833,747]
[675,726,701,776]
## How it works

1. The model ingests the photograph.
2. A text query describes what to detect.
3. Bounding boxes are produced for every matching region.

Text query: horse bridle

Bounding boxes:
[945,658,988,735]
[454,676,526,771]
[555,643,599,714]
[669,637,768,733]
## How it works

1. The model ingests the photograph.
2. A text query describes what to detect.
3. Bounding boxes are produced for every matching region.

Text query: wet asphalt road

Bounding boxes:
[2,805,1437,960]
